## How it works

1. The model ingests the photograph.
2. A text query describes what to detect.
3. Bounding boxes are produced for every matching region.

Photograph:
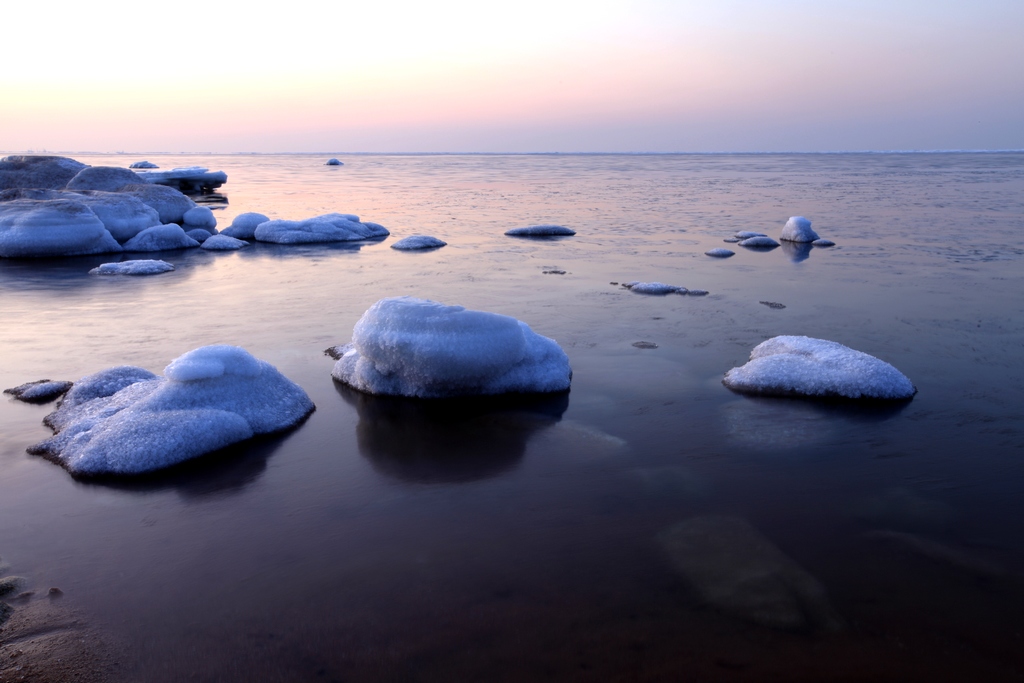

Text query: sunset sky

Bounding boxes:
[3,0,1021,153]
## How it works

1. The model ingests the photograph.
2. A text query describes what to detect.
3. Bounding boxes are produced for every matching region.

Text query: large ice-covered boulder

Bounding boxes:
[254,213,389,244]
[132,167,228,193]
[201,234,247,250]
[118,183,196,224]
[65,166,145,192]
[182,206,217,232]
[779,216,820,243]
[221,212,269,239]
[332,297,572,398]
[122,224,200,252]
[0,199,122,258]
[0,155,88,190]
[1,188,161,243]
[723,335,916,400]
[30,346,315,476]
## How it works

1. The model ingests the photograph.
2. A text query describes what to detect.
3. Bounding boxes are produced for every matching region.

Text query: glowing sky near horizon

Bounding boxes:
[2,0,1022,152]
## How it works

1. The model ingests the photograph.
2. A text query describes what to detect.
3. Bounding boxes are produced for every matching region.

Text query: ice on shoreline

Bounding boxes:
[723,335,917,400]
[30,346,315,476]
[331,297,572,398]
[505,225,576,237]
[391,235,447,250]
[90,259,175,276]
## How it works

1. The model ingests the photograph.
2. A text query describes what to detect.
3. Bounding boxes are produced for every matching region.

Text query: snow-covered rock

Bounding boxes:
[391,235,447,250]
[325,158,343,166]
[739,236,780,248]
[254,213,389,244]
[331,297,572,398]
[1,188,161,243]
[735,231,766,239]
[65,166,145,192]
[505,225,576,237]
[118,183,196,224]
[0,199,122,258]
[182,206,217,231]
[0,155,87,190]
[813,239,835,247]
[201,234,248,250]
[4,379,73,403]
[185,229,213,243]
[129,161,159,169]
[29,346,315,476]
[780,216,820,243]
[221,212,269,239]
[122,224,199,252]
[705,248,735,258]
[623,281,687,295]
[89,259,175,276]
[133,166,227,193]
[723,335,917,400]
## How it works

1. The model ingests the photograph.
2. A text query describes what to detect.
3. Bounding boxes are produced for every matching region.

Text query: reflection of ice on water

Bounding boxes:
[719,397,834,450]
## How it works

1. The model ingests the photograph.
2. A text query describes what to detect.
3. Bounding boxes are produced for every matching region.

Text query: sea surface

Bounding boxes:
[2,152,1024,681]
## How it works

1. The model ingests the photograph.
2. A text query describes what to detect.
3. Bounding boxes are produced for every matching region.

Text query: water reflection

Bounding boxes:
[235,238,388,260]
[335,383,569,483]
[0,252,210,292]
[780,240,813,263]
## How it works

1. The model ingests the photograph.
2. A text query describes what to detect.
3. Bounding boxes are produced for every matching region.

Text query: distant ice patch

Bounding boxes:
[129,161,159,169]
[623,282,687,295]
[780,216,820,243]
[29,346,315,476]
[723,335,916,400]
[122,224,199,252]
[90,259,175,276]
[325,158,343,166]
[201,234,248,250]
[705,248,735,258]
[254,213,389,244]
[221,212,269,239]
[331,297,572,398]
[505,225,576,237]
[391,235,447,250]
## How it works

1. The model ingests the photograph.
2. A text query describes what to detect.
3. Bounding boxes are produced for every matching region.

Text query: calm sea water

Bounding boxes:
[2,153,1024,681]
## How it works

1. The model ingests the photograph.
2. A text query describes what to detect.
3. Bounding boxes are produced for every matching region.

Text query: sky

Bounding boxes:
[2,0,1022,153]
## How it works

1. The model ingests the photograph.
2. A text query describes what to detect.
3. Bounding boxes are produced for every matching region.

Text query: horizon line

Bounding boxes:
[5,149,1024,157]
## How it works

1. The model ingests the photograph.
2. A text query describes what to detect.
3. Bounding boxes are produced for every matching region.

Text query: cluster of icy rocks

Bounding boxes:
[718,216,835,250]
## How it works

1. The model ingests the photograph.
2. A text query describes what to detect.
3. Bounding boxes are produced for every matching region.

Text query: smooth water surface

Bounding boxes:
[2,153,1024,681]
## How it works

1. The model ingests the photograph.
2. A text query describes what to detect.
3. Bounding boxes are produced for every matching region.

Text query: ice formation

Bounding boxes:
[129,161,159,169]
[705,248,735,258]
[133,167,228,193]
[325,158,343,166]
[739,236,780,248]
[0,188,160,243]
[623,282,687,295]
[221,212,269,239]
[89,259,175,276]
[735,231,766,239]
[780,216,820,243]
[201,234,248,250]
[182,206,217,231]
[504,225,576,237]
[30,346,315,476]
[122,224,200,252]
[4,379,73,403]
[254,213,389,244]
[119,183,196,224]
[391,235,447,250]
[331,297,572,398]
[813,239,835,247]
[0,155,87,190]
[723,335,917,400]
[185,229,213,243]
[65,166,145,192]
[0,199,122,258]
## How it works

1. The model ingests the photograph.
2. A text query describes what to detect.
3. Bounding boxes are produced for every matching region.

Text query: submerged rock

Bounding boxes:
[659,516,842,631]
[504,225,576,237]
[331,296,572,398]
[0,155,87,190]
[221,212,269,239]
[89,259,175,276]
[4,380,73,403]
[780,216,820,243]
[0,576,25,598]
[723,335,917,400]
[0,199,122,258]
[391,235,447,250]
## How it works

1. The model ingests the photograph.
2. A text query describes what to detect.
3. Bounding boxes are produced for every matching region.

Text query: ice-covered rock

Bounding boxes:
[201,234,248,250]
[780,216,819,243]
[122,224,199,252]
[813,239,835,247]
[1,188,161,243]
[705,248,734,258]
[89,259,175,276]
[505,225,576,237]
[29,346,315,475]
[739,236,780,248]
[735,231,766,239]
[254,213,389,244]
[221,212,269,239]
[723,335,917,400]
[133,166,227,193]
[332,297,572,398]
[659,516,842,631]
[129,161,159,169]
[0,199,122,258]
[185,229,212,243]
[623,281,687,295]
[391,235,447,250]
[325,158,343,166]
[0,155,88,190]
[182,206,217,231]
[65,166,145,192]
[4,379,73,403]
[118,183,196,224]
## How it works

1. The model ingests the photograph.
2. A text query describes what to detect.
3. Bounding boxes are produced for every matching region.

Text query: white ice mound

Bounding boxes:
[332,297,572,398]
[254,213,389,244]
[723,335,916,400]
[221,212,269,239]
[505,225,576,237]
[0,199,122,258]
[182,206,217,231]
[30,346,315,475]
[90,259,175,276]
[705,248,735,258]
[624,281,687,295]
[201,234,248,250]
[391,235,447,250]
[129,161,159,169]
[739,236,780,248]
[780,216,819,243]
[122,224,199,252]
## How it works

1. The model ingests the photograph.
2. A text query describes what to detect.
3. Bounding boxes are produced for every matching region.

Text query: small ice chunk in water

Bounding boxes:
[780,216,820,243]
[122,224,199,252]
[90,259,175,276]
[201,234,248,250]
[735,231,766,239]
[331,297,572,398]
[723,335,917,400]
[705,248,734,258]
[623,282,687,295]
[813,239,835,247]
[739,236,780,248]
[221,212,269,239]
[325,158,343,166]
[391,235,447,250]
[504,225,576,237]
[254,213,388,244]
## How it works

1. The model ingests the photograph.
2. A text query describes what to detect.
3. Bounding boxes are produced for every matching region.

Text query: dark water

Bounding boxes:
[2,153,1024,681]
